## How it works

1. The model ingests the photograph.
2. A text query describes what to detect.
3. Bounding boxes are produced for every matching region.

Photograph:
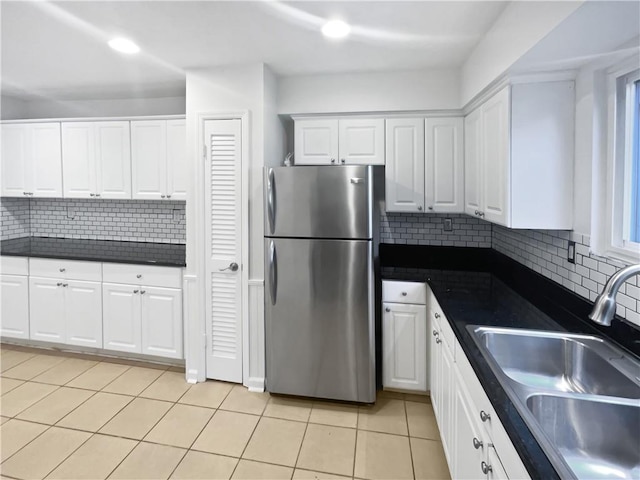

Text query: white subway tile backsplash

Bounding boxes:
[0,198,30,240]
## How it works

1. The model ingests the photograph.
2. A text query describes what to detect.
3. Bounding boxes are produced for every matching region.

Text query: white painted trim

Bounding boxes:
[248,279,264,286]
[183,274,204,383]
[194,111,250,385]
[247,279,265,391]
[1,115,185,124]
[290,111,464,120]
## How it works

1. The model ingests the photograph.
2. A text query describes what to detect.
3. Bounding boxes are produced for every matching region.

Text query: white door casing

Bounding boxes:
[204,119,243,383]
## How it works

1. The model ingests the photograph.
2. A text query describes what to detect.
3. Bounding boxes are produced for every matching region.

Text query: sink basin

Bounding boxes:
[478,329,640,399]
[527,395,640,480]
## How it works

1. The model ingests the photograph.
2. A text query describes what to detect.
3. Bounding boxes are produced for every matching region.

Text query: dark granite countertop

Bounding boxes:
[1,237,186,267]
[381,244,640,480]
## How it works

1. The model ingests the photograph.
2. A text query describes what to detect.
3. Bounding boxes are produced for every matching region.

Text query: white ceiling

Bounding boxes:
[1,1,508,100]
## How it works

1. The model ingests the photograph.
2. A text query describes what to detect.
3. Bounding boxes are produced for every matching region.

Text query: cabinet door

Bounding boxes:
[1,124,28,197]
[385,118,425,212]
[65,280,102,348]
[95,121,132,199]
[339,118,385,165]
[429,318,441,417]
[464,109,482,217]
[166,119,187,200]
[29,123,62,197]
[0,275,29,339]
[426,117,464,213]
[453,370,487,480]
[131,120,166,200]
[487,446,509,480]
[29,276,65,343]
[440,338,455,466]
[141,286,183,359]
[62,122,96,198]
[481,87,510,226]
[383,302,427,391]
[102,282,141,353]
[294,119,339,165]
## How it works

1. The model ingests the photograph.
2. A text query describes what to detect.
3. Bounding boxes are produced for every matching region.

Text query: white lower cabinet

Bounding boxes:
[0,274,30,339]
[29,277,66,343]
[382,280,428,393]
[427,286,529,480]
[103,283,141,354]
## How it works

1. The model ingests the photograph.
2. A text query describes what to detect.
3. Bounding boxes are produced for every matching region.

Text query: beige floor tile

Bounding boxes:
[57,392,133,432]
[411,438,450,480]
[243,416,306,467]
[66,362,130,391]
[293,469,351,479]
[102,366,164,396]
[170,450,237,480]
[264,396,313,422]
[377,390,405,400]
[0,416,9,425]
[309,401,359,428]
[1,426,91,479]
[0,377,24,395]
[140,371,192,402]
[47,434,138,480]
[31,358,98,386]
[0,350,36,372]
[357,398,408,435]
[231,460,293,480]
[354,430,413,480]
[99,397,173,440]
[192,410,259,457]
[145,404,214,448]
[17,387,94,424]
[219,385,269,415]
[404,393,431,404]
[406,401,439,440]
[297,423,356,476]
[109,442,186,480]
[2,354,67,380]
[0,418,48,462]
[1,381,58,417]
[179,380,233,409]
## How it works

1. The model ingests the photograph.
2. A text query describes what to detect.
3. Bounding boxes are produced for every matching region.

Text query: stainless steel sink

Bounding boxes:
[468,326,640,479]
[527,395,640,480]
[478,329,640,398]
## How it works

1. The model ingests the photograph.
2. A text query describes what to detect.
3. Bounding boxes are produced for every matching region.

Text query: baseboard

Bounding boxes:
[245,376,265,392]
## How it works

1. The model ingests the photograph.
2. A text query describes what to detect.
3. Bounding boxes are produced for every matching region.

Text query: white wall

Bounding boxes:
[278,69,460,114]
[1,95,27,119]
[461,1,582,106]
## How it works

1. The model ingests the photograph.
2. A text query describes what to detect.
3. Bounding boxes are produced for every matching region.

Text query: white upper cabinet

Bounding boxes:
[385,118,425,212]
[294,117,384,165]
[338,118,385,165]
[1,123,62,197]
[62,121,131,199]
[425,117,464,213]
[131,119,186,200]
[464,81,574,229]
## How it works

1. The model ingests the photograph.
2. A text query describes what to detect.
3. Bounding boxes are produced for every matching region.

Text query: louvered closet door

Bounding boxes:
[204,119,243,382]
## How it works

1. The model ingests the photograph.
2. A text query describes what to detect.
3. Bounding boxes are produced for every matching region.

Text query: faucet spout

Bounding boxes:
[588,263,640,326]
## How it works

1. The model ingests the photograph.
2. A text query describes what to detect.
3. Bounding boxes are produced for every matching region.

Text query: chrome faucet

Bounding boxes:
[589,264,640,326]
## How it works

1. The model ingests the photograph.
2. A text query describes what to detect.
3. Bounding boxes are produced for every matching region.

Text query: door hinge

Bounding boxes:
[203,144,207,160]
[203,332,207,350]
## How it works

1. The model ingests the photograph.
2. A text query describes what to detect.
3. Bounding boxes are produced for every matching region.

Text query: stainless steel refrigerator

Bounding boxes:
[264,165,383,403]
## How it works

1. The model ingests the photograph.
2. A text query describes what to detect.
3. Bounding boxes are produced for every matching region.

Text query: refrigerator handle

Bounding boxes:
[269,240,278,305]
[267,168,276,235]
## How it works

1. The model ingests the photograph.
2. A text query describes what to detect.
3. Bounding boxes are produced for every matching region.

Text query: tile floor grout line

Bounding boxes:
[101,437,143,480]
[39,428,97,480]
[404,399,417,480]
[2,382,64,419]
[16,387,99,426]
[0,351,38,374]
[32,356,99,386]
[290,411,311,479]
[229,387,270,478]
[54,390,135,433]
[0,420,54,466]
[2,354,69,383]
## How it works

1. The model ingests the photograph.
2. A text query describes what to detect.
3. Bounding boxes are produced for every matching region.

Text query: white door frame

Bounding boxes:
[187,111,250,385]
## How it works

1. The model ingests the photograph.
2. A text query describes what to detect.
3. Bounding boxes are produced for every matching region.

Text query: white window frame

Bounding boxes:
[604,60,640,264]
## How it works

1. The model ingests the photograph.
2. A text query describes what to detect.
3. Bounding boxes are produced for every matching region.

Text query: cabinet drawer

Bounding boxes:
[1,256,29,276]
[382,280,426,304]
[103,263,182,289]
[30,258,102,281]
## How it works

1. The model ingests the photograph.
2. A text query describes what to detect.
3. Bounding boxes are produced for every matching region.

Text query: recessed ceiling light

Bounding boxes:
[108,37,140,54]
[322,20,351,39]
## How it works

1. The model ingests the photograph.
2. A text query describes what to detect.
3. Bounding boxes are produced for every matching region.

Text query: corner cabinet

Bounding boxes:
[464,81,574,228]
[294,117,385,165]
[382,281,428,392]
[1,123,62,198]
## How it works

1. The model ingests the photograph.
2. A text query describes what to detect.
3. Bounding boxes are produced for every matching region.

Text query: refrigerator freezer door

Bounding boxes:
[265,237,375,403]
[265,166,373,239]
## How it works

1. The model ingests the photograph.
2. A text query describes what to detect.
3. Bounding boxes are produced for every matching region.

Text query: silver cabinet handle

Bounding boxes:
[341,158,345,164]
[479,211,485,217]
[436,338,442,344]
[136,274,142,279]
[474,210,479,215]
[57,282,63,287]
[267,168,276,235]
[133,289,139,294]
[417,206,423,211]
[219,262,239,272]
[385,307,391,312]
[269,240,277,305]
[401,291,407,296]
[432,330,438,336]
[90,193,95,197]
[434,313,440,318]
[62,283,68,287]
[161,195,166,199]
[331,158,336,164]
[480,410,491,422]
[167,195,171,199]
[473,437,483,449]
[59,268,66,272]
[428,206,433,210]
[481,461,492,475]
[141,290,146,294]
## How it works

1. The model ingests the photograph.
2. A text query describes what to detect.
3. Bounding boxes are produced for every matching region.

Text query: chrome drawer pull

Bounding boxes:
[480,410,491,422]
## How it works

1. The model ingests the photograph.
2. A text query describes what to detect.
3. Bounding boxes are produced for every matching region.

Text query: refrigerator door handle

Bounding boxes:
[267,168,276,235]
[269,240,278,305]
